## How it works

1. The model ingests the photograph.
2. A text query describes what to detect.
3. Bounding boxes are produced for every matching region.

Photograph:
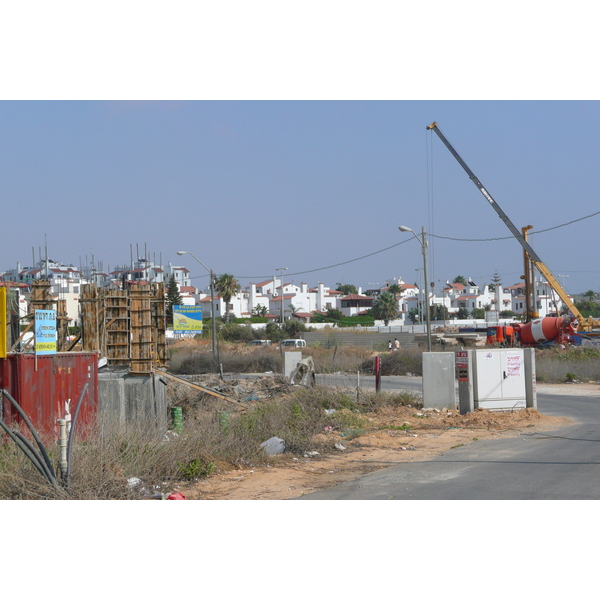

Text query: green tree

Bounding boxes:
[471,308,485,319]
[325,307,344,321]
[430,304,448,322]
[388,283,402,295]
[266,322,286,342]
[407,307,419,324]
[166,274,183,326]
[574,300,600,318]
[583,290,598,301]
[284,320,308,337]
[336,283,358,295]
[372,292,398,325]
[219,322,256,342]
[457,307,470,319]
[453,275,467,285]
[214,273,241,319]
[489,270,502,293]
[252,304,268,317]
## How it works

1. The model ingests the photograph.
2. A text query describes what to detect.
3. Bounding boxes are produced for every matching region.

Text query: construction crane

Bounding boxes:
[426,121,600,335]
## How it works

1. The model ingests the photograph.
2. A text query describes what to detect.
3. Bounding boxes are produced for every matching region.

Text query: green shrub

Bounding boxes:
[535,347,600,382]
[177,458,215,480]
[370,349,423,376]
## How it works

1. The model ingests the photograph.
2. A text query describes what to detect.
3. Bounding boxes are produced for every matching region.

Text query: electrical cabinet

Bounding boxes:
[473,349,526,410]
[457,348,536,413]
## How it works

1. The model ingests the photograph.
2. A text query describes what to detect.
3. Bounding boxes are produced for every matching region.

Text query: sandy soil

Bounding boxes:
[176,381,598,501]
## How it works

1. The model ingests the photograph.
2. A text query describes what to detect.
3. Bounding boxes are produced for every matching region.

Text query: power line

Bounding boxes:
[430,208,600,242]
[189,208,600,282]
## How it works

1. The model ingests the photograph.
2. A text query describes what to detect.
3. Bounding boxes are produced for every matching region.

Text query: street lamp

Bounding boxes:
[177,250,219,369]
[276,267,288,325]
[399,226,432,352]
[558,274,569,290]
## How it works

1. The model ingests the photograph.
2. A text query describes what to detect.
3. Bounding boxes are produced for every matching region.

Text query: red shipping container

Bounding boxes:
[0,352,99,440]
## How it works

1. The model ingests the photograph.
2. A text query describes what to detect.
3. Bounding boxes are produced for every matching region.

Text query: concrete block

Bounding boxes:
[98,369,168,430]
[284,352,302,379]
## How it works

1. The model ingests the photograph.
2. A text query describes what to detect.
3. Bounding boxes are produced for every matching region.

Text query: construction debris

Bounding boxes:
[260,436,286,456]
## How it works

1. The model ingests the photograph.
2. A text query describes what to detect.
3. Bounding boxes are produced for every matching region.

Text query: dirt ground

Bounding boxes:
[176,381,598,501]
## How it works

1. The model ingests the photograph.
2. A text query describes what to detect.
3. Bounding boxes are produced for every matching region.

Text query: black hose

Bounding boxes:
[1,389,56,479]
[65,383,89,484]
[13,430,59,488]
[0,416,53,484]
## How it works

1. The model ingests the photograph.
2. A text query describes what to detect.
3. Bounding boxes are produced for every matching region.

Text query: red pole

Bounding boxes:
[375,356,381,392]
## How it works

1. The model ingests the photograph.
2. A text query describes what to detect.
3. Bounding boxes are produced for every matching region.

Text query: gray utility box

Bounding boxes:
[422,352,456,410]
[456,348,536,414]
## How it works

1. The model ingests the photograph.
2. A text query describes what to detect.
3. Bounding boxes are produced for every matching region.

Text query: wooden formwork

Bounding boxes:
[130,285,153,374]
[79,283,166,373]
[30,281,55,313]
[104,290,130,366]
[80,284,101,353]
[150,283,167,367]
[56,299,70,352]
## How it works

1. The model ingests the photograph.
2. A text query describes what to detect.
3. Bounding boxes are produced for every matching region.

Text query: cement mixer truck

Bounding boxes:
[487,317,578,347]
[427,121,600,346]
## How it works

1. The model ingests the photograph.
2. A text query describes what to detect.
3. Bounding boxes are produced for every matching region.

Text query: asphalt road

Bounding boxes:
[301,375,600,500]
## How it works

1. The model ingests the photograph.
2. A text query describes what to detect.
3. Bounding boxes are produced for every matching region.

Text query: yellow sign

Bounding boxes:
[173,305,203,333]
[0,288,5,358]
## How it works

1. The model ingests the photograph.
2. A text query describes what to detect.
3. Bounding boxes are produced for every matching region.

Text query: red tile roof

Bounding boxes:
[341,293,372,300]
[255,280,273,288]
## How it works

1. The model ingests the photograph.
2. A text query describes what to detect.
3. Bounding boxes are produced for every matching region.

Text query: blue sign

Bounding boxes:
[35,309,57,355]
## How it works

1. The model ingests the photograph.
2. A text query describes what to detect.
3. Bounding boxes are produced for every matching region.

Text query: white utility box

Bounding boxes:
[456,348,536,414]
[473,349,526,410]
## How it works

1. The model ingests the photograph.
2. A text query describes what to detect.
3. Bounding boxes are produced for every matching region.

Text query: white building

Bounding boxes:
[506,278,567,318]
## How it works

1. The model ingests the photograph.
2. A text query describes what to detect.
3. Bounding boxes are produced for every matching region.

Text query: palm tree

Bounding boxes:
[252,304,268,317]
[214,273,241,319]
[372,292,398,326]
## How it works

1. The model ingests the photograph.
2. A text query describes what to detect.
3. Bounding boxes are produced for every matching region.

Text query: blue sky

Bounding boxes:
[2,100,600,295]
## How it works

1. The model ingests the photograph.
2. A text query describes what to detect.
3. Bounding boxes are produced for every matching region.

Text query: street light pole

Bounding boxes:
[276,267,288,325]
[177,251,219,369]
[399,226,432,352]
[558,274,569,291]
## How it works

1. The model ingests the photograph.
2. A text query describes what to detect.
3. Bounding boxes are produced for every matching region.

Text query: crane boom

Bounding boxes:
[426,121,592,330]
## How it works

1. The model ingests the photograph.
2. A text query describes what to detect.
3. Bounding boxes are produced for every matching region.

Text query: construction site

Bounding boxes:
[2,122,600,501]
